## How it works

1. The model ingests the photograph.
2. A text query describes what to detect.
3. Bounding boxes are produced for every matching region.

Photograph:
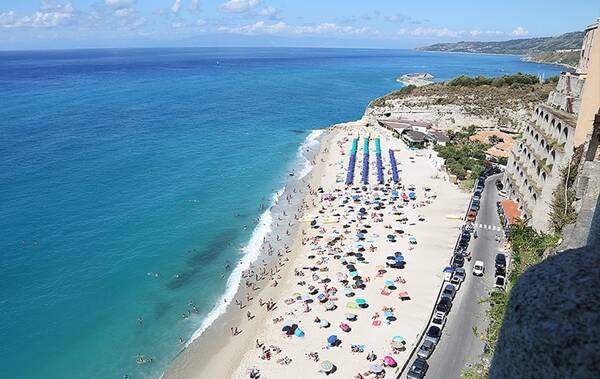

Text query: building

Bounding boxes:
[503,20,599,232]
[378,118,448,146]
[469,130,515,159]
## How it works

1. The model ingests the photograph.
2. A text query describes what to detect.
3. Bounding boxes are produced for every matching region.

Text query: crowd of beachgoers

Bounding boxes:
[164,122,469,379]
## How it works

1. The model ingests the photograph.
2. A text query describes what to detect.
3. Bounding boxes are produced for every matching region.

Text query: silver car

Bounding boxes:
[417,339,435,359]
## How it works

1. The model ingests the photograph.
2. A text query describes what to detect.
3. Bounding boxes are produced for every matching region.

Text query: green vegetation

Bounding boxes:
[529,50,581,67]
[461,224,559,379]
[447,73,539,88]
[417,30,584,55]
[544,75,560,84]
[549,148,582,233]
[433,125,487,182]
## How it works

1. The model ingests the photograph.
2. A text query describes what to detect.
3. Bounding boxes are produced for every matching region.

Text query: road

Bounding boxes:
[398,173,504,379]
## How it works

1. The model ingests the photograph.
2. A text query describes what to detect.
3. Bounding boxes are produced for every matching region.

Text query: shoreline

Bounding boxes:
[163,128,331,379]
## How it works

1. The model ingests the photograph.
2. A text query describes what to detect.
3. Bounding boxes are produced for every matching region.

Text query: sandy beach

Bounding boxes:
[164,121,469,379]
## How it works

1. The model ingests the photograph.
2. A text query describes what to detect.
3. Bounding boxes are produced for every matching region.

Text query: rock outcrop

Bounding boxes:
[489,245,600,378]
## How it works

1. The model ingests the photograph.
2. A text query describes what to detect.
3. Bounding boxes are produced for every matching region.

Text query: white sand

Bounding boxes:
[223,123,470,379]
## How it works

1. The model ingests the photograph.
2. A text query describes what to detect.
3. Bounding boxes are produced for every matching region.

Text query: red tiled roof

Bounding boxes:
[501,200,521,225]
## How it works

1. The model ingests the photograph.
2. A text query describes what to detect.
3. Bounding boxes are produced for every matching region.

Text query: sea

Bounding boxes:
[0,47,561,379]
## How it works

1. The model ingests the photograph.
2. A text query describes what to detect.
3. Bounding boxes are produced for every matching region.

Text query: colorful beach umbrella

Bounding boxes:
[355,298,367,305]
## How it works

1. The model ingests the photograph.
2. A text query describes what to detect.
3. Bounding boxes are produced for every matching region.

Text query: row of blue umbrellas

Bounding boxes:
[389,149,399,183]
[345,138,359,185]
[375,138,384,184]
[362,138,369,185]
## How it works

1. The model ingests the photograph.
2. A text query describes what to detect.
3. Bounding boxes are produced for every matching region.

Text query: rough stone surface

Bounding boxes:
[489,246,600,379]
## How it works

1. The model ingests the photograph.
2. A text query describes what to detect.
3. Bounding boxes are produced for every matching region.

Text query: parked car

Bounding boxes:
[499,189,507,197]
[473,190,482,201]
[495,266,506,278]
[416,339,435,359]
[407,357,429,379]
[425,325,442,344]
[495,276,506,290]
[431,310,447,329]
[496,180,504,190]
[470,199,480,211]
[467,210,477,222]
[436,297,452,314]
[473,260,485,276]
[458,237,469,250]
[450,273,462,288]
[441,283,457,300]
[461,230,472,241]
[452,254,465,268]
[453,267,466,282]
[495,253,507,269]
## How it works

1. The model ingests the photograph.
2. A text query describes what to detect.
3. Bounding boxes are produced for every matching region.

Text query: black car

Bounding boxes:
[436,297,452,314]
[495,253,507,269]
[458,237,469,250]
[461,230,472,241]
[470,199,481,211]
[473,190,482,201]
[452,254,465,268]
[495,266,506,277]
[477,177,486,187]
[407,357,429,379]
[496,180,504,190]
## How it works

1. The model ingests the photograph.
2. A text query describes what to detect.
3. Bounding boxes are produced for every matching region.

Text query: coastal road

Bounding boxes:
[424,173,503,378]
[398,173,504,379]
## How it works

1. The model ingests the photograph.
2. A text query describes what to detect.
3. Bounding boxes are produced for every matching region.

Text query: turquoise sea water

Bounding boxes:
[0,48,561,379]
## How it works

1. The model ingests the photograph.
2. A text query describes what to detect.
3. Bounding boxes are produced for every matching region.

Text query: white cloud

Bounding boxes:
[257,6,280,19]
[220,0,259,13]
[396,27,505,38]
[218,20,286,34]
[171,0,182,13]
[512,26,529,36]
[384,14,409,23]
[104,0,135,10]
[0,2,75,29]
[218,21,371,36]
[114,8,133,18]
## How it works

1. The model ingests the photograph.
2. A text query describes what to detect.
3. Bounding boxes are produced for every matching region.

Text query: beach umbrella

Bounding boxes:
[355,298,367,306]
[282,325,291,333]
[384,280,395,287]
[383,356,397,367]
[325,300,336,310]
[320,319,330,328]
[339,322,351,332]
[347,264,356,271]
[327,335,338,344]
[321,360,334,373]
[409,236,417,244]
[294,328,305,337]
[392,335,405,343]
[370,364,384,373]
[345,313,357,321]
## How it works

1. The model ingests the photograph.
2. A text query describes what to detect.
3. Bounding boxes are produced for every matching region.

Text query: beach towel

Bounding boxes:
[372,320,381,326]
[380,289,391,296]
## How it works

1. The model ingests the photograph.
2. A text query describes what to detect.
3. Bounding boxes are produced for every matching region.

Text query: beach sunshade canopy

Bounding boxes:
[392,335,405,343]
[355,298,367,305]
[327,335,338,344]
[383,356,397,367]
[345,313,357,320]
[320,319,330,327]
[384,280,395,287]
[370,364,384,373]
[321,360,334,372]
[443,266,455,273]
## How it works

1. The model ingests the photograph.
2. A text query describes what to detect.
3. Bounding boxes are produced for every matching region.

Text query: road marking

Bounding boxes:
[475,224,501,231]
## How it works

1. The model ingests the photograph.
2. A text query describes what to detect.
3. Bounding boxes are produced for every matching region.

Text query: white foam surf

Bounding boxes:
[183,129,323,349]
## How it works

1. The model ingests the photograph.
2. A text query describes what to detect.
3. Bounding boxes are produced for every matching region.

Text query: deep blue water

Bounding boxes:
[0,47,560,379]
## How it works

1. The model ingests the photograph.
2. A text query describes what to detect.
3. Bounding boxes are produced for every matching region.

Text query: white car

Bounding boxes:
[494,275,506,290]
[430,311,447,329]
[473,260,485,276]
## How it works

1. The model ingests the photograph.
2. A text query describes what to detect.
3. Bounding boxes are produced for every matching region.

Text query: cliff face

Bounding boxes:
[489,245,600,379]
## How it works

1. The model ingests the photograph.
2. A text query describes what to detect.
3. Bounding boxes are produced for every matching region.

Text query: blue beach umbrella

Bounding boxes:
[327,335,338,344]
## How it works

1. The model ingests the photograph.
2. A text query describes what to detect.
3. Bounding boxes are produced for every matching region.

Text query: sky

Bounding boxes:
[0,0,599,50]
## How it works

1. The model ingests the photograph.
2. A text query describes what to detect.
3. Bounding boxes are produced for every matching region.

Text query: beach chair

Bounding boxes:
[372,320,382,326]
[399,291,410,301]
[380,288,391,296]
